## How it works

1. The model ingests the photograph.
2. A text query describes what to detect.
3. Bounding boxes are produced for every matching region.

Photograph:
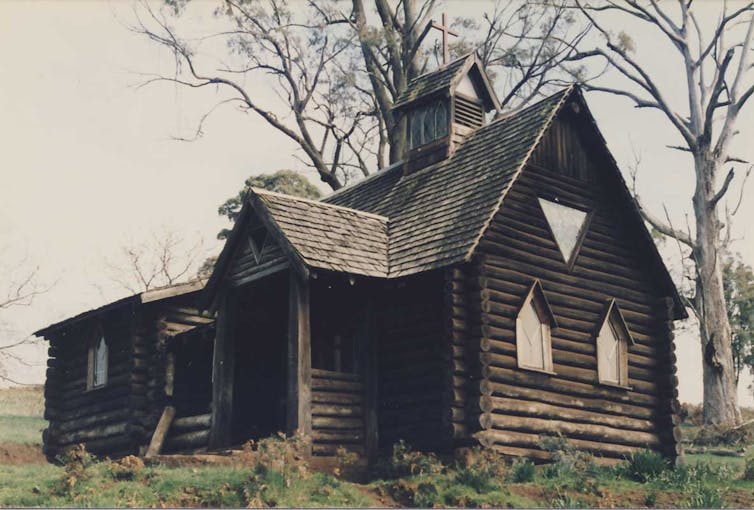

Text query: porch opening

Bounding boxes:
[230,272,288,444]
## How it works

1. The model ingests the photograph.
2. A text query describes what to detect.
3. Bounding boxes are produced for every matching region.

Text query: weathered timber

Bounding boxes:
[287,272,312,445]
[146,406,176,458]
[482,413,659,447]
[165,429,210,451]
[479,396,655,431]
[172,414,212,433]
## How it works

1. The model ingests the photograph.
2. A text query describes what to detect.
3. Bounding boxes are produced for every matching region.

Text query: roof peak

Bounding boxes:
[392,52,500,112]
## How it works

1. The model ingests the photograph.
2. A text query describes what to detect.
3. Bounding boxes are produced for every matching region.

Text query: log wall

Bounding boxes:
[471,163,681,461]
[44,306,138,459]
[311,368,365,456]
[377,272,450,451]
[43,291,214,459]
[444,266,482,446]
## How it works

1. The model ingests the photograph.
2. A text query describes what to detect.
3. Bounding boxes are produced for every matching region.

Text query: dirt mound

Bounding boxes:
[0,442,47,465]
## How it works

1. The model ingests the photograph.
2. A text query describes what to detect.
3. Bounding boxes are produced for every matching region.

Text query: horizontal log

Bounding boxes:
[311,377,363,393]
[483,227,653,293]
[171,414,212,432]
[56,408,131,434]
[480,256,655,317]
[482,354,658,396]
[312,416,364,430]
[166,429,210,450]
[311,368,361,381]
[56,422,129,445]
[313,443,365,457]
[482,413,659,448]
[475,428,644,459]
[312,429,364,444]
[478,340,657,382]
[311,391,362,405]
[481,396,655,432]
[312,404,363,418]
[479,237,653,299]
[480,368,658,408]
[478,378,655,420]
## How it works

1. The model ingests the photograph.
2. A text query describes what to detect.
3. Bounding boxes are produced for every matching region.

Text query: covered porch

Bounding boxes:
[209,268,377,458]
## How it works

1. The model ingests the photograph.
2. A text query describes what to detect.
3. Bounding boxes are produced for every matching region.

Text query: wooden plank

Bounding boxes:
[172,413,212,432]
[209,294,233,449]
[145,406,175,458]
[287,272,312,448]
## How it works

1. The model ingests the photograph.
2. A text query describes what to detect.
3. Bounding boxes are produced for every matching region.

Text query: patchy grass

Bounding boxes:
[0,450,753,508]
[0,415,46,445]
[0,460,376,508]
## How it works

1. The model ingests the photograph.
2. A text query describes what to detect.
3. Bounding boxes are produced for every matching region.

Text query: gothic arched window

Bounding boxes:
[515,280,557,373]
[595,299,634,387]
[88,328,108,390]
[409,99,449,149]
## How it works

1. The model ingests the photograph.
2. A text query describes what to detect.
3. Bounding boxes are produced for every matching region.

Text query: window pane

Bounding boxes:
[519,300,544,369]
[423,104,435,142]
[94,336,107,387]
[435,101,448,137]
[539,198,589,264]
[597,321,619,383]
[411,109,424,149]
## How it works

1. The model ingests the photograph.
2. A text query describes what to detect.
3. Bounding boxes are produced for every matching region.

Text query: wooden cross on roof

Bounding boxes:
[430,13,458,65]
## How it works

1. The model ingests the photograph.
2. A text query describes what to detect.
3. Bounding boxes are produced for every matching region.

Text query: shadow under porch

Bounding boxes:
[208,269,376,458]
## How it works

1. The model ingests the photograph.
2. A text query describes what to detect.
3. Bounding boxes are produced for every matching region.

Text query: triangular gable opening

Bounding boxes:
[538,198,591,268]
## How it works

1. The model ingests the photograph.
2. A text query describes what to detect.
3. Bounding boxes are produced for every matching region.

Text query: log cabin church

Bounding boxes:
[37,53,686,464]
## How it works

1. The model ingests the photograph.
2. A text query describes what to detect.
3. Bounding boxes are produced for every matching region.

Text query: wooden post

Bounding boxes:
[287,271,312,447]
[360,295,379,461]
[209,293,234,449]
[145,406,175,458]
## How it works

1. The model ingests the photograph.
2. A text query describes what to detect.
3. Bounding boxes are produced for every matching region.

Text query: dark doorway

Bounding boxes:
[230,272,288,444]
[171,326,214,417]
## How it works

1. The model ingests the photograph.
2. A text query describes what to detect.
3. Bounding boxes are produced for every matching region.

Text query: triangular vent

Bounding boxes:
[538,198,590,267]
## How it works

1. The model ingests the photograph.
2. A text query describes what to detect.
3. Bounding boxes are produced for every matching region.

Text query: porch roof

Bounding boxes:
[250,189,389,278]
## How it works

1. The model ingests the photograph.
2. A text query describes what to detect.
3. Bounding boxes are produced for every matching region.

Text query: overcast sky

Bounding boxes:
[1,0,754,406]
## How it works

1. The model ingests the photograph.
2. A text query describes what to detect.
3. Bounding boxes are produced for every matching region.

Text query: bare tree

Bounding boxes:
[132,0,590,190]
[573,0,754,427]
[105,228,205,294]
[0,252,50,385]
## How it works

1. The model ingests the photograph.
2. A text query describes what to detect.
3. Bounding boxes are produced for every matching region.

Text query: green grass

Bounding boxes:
[0,452,752,508]
[0,386,44,417]
[0,415,46,445]
[0,463,376,508]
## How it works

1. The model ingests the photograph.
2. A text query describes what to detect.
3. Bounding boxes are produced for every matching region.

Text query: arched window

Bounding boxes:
[88,329,108,390]
[595,299,633,387]
[409,99,449,149]
[516,280,557,373]
[410,108,425,149]
[422,103,436,141]
[435,101,448,138]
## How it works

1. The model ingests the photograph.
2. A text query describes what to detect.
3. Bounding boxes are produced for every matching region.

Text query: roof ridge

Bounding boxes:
[251,187,390,222]
[405,52,472,85]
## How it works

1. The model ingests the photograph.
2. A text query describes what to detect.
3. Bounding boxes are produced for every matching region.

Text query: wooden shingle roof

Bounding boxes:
[206,85,684,317]
[326,87,570,276]
[392,56,469,109]
[250,189,389,278]
[392,53,500,112]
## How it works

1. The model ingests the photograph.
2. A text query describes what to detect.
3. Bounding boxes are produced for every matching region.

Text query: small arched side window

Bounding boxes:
[515,280,557,374]
[595,299,634,388]
[88,327,108,390]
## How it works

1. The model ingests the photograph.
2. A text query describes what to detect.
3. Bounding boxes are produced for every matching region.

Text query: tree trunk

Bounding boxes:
[694,154,742,427]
